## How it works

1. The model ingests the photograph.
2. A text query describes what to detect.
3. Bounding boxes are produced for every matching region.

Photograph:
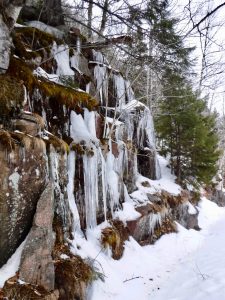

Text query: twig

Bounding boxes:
[123,276,143,283]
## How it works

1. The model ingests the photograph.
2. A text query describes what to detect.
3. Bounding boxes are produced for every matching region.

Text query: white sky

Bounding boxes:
[172,0,225,114]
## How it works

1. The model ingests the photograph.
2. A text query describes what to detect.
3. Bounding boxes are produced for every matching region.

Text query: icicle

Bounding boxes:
[70,51,81,73]
[86,82,91,93]
[94,64,108,104]
[136,108,155,149]
[99,148,107,221]
[125,80,135,102]
[114,74,126,108]
[83,147,99,228]
[114,141,125,177]
[70,111,93,144]
[149,213,162,235]
[105,140,120,214]
[84,109,97,139]
[93,50,107,64]
[67,151,81,231]
[76,36,81,53]
[155,154,161,180]
[51,42,74,76]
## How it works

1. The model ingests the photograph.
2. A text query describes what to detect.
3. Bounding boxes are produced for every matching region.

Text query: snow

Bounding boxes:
[150,199,225,300]
[134,155,181,198]
[0,240,26,288]
[83,197,225,300]
[34,67,59,83]
[114,202,141,223]
[136,155,181,196]
[188,201,197,214]
[25,21,64,39]
[70,110,97,144]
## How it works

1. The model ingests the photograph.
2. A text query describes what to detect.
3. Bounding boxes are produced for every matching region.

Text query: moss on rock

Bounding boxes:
[0,75,24,116]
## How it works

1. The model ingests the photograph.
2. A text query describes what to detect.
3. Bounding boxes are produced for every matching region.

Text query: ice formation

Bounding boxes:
[64,48,161,231]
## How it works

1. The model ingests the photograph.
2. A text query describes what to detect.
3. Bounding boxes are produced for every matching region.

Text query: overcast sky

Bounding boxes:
[172,0,225,114]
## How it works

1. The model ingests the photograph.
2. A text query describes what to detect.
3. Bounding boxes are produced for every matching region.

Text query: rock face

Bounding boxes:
[0,0,24,72]
[211,189,225,207]
[127,191,199,244]
[0,137,48,267]
[19,182,55,291]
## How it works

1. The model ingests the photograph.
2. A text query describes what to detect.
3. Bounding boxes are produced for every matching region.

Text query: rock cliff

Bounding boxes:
[0,10,201,299]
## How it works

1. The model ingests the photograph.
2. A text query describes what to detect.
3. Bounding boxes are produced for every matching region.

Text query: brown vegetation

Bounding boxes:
[45,134,69,154]
[0,75,24,116]
[101,220,129,260]
[2,276,58,300]
[13,26,62,60]
[7,57,98,112]
[55,256,93,300]
[151,217,177,244]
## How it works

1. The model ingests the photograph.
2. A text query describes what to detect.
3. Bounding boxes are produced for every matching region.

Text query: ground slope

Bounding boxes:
[151,198,225,300]
[90,198,225,300]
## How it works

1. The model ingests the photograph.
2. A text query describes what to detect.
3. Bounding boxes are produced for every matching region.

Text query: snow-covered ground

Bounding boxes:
[151,198,225,300]
[86,197,225,300]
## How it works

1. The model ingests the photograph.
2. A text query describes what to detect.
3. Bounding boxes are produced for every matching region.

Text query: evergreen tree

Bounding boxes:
[155,72,219,186]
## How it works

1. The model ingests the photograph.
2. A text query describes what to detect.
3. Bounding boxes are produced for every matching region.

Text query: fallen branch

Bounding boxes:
[123,276,143,283]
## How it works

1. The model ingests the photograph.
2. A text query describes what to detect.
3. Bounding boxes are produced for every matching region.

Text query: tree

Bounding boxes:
[155,71,219,186]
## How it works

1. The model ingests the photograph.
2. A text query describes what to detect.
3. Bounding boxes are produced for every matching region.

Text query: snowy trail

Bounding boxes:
[151,207,225,300]
[90,198,225,300]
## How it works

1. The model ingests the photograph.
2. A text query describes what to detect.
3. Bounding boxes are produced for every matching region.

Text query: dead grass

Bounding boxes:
[55,256,93,300]
[2,276,58,300]
[0,130,46,152]
[151,217,177,244]
[101,220,129,260]
[45,134,69,154]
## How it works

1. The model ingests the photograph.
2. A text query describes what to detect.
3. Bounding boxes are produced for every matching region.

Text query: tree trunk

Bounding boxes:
[41,0,64,26]
[87,0,93,38]
[99,0,108,36]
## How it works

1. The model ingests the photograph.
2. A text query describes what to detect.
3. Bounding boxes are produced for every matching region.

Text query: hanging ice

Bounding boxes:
[67,151,81,231]
[51,42,74,76]
[83,148,99,228]
[114,74,126,108]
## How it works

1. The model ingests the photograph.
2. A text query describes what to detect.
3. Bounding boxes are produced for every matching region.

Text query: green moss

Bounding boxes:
[70,143,95,156]
[56,255,93,283]
[141,181,150,187]
[7,57,98,111]
[0,75,24,115]
[39,80,98,111]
